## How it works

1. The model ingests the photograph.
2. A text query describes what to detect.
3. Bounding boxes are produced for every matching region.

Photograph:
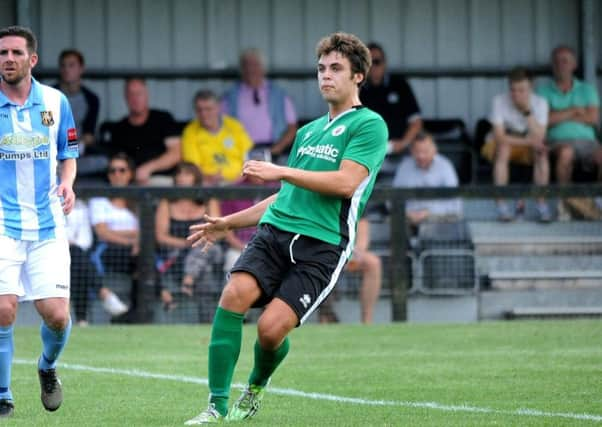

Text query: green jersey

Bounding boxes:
[260,106,388,248]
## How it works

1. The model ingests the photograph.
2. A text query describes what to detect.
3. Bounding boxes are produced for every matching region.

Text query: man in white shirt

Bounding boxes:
[481,67,551,222]
[393,132,462,227]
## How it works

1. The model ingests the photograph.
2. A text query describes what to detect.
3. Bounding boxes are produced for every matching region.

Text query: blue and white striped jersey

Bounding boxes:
[0,77,79,241]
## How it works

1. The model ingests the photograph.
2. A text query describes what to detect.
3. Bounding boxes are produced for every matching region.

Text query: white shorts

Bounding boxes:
[0,235,71,301]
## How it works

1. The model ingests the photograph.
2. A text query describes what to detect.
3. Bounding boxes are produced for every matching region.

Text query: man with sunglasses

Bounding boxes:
[0,26,78,417]
[360,42,423,156]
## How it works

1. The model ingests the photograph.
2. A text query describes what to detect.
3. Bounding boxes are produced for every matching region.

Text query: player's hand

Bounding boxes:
[243,160,284,182]
[58,183,75,214]
[187,214,229,250]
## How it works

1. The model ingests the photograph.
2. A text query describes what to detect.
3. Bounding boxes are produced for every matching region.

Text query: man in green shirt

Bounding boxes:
[537,45,601,184]
[184,32,387,425]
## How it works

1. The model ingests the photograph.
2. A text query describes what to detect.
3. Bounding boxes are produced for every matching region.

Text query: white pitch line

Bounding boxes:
[15,359,602,423]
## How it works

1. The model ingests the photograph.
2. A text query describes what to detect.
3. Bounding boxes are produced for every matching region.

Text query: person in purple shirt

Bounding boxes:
[221,48,298,163]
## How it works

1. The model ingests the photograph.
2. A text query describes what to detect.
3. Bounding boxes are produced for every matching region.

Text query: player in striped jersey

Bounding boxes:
[0,26,78,417]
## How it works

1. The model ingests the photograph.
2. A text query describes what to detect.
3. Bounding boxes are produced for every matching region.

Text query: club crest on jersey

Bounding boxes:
[40,111,54,126]
[331,125,346,136]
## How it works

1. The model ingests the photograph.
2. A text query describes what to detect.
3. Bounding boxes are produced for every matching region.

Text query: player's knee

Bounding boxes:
[257,317,290,350]
[257,326,286,350]
[219,279,257,313]
[0,300,17,326]
[43,310,70,330]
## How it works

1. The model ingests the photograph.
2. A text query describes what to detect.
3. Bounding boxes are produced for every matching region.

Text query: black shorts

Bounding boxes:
[231,223,346,325]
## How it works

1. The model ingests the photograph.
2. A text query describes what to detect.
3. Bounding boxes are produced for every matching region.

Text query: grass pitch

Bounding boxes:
[7,319,602,426]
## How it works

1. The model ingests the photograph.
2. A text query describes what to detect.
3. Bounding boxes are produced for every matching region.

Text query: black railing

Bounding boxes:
[76,183,602,322]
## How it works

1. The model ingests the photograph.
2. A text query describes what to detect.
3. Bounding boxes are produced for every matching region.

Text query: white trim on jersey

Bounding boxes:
[299,172,372,324]
[12,108,39,235]
[323,107,359,131]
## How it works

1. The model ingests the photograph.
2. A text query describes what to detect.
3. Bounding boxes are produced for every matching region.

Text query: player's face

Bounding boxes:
[59,54,83,84]
[195,98,220,131]
[509,80,531,109]
[318,51,362,104]
[411,138,436,170]
[107,159,134,187]
[125,79,149,115]
[0,36,37,86]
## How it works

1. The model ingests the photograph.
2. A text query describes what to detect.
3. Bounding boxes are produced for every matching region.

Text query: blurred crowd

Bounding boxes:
[59,42,601,325]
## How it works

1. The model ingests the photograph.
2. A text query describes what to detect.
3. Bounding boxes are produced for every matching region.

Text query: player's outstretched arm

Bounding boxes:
[187,193,278,249]
[243,159,368,198]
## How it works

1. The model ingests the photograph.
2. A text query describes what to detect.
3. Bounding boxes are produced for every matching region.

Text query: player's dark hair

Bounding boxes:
[0,25,37,54]
[316,32,372,87]
[59,49,85,66]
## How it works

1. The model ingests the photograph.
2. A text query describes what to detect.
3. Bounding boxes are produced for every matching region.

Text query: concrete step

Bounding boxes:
[479,287,602,320]
[469,220,602,255]
[504,306,602,319]
[477,254,602,289]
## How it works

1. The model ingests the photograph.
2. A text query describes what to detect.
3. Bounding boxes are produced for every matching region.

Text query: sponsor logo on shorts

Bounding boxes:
[56,284,69,290]
[299,294,311,309]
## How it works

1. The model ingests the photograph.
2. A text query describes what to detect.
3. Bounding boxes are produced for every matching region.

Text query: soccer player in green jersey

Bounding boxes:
[184,32,388,425]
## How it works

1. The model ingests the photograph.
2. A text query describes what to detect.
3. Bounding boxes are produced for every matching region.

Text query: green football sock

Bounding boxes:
[248,337,290,387]
[208,307,245,416]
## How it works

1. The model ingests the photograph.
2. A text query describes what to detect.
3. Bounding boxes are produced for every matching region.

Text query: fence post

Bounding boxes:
[135,191,157,323]
[390,196,408,321]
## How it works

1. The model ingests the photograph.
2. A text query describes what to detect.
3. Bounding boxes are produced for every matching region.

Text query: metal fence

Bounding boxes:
[72,183,602,324]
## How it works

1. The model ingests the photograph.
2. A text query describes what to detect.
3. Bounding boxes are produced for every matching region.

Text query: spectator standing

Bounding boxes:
[360,42,423,155]
[182,90,253,185]
[481,67,551,222]
[106,78,181,185]
[221,48,298,162]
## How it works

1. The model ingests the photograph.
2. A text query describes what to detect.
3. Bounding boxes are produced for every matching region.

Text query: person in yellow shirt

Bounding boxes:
[182,90,253,185]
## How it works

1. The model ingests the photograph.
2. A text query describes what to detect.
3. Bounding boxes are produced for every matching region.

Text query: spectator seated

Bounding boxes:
[423,118,474,184]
